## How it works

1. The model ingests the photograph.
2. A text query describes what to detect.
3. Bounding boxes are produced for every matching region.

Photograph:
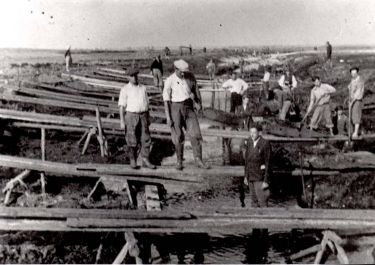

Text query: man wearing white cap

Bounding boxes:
[163,59,209,170]
[64,45,73,72]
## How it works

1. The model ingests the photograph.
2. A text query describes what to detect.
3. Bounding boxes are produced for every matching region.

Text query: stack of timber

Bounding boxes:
[1,83,165,118]
[1,206,375,233]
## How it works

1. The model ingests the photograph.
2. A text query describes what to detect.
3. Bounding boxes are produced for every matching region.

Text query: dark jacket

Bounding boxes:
[184,72,202,106]
[244,136,271,183]
[150,59,163,75]
[235,104,253,130]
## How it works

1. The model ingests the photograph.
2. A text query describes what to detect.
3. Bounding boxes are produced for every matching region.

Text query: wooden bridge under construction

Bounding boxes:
[0,67,375,264]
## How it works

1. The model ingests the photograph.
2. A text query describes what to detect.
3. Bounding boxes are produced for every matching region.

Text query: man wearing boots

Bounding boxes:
[119,68,156,169]
[163,59,210,170]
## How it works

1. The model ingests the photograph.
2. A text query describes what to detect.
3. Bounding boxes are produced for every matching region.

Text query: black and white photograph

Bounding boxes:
[0,0,375,263]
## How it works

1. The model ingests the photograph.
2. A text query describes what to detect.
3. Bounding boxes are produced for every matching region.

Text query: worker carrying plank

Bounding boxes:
[163,59,210,170]
[303,76,336,136]
[119,68,156,169]
[348,66,365,139]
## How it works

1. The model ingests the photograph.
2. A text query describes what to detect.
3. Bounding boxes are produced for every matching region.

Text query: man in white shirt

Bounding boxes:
[348,67,365,138]
[304,76,336,135]
[119,68,156,169]
[206,59,216,81]
[222,70,249,113]
[276,68,298,121]
[163,59,209,170]
[262,65,272,99]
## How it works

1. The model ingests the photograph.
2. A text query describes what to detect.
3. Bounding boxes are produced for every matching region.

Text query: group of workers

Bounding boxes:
[117,53,365,208]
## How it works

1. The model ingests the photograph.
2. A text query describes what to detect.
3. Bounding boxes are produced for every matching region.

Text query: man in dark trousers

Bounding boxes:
[240,124,271,208]
[119,68,156,170]
[326,41,332,61]
[163,59,210,170]
[150,55,163,89]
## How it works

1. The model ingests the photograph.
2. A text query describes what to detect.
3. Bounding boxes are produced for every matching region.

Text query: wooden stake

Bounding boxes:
[41,128,46,161]
[95,107,108,157]
[82,127,96,155]
[112,242,130,264]
[314,232,329,264]
[2,170,31,206]
[40,128,46,196]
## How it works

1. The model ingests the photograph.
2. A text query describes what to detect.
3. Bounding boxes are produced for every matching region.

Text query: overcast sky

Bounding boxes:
[0,0,374,49]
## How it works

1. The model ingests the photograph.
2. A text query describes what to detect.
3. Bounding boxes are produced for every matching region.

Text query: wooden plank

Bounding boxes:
[2,207,375,232]
[0,93,118,114]
[66,216,375,231]
[0,207,193,220]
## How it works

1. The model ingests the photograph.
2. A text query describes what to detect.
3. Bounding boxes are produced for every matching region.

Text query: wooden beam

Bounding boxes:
[2,206,375,232]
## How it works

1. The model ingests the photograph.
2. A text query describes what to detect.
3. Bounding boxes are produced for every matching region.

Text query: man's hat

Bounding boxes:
[127,68,139,76]
[174,59,189,71]
[349,66,359,72]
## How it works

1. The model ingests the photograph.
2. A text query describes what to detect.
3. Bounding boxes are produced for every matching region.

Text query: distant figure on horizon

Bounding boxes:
[64,45,73,72]
[239,58,245,78]
[206,59,216,81]
[150,55,163,89]
[164,46,170,59]
[326,41,332,67]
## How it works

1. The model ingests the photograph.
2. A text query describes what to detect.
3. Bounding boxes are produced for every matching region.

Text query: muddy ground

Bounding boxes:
[1,48,375,263]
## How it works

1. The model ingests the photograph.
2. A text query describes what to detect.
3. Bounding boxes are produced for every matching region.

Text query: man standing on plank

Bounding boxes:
[304,76,336,135]
[348,67,365,138]
[163,59,210,170]
[222,70,249,113]
[150,55,163,90]
[240,124,271,208]
[119,68,156,169]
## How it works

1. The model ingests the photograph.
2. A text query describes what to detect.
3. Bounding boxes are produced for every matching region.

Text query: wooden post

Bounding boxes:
[40,127,46,196]
[211,80,216,109]
[224,89,228,112]
[112,242,130,264]
[41,128,46,161]
[82,127,96,155]
[95,107,108,157]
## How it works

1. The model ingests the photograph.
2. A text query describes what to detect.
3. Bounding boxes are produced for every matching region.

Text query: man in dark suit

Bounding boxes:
[240,124,271,207]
